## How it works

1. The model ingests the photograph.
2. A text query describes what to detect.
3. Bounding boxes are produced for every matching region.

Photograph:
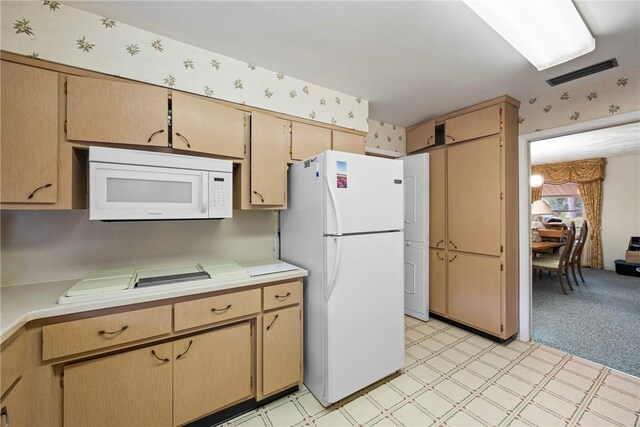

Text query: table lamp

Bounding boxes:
[531,200,553,242]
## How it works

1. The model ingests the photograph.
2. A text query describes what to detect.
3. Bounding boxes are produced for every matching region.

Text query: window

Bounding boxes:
[541,195,585,228]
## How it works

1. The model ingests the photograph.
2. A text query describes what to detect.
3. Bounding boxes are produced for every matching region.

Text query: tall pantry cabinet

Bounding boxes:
[408,97,520,340]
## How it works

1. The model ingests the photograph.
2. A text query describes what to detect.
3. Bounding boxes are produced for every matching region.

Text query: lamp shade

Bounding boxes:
[531,200,553,216]
[530,174,544,188]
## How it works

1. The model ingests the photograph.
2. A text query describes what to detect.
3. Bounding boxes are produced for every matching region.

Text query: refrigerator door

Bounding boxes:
[323,151,403,235]
[402,153,429,321]
[323,231,404,405]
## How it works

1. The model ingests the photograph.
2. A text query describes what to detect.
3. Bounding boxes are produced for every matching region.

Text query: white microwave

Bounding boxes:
[89,146,233,221]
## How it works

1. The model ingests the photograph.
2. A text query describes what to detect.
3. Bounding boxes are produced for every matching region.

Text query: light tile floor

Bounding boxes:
[225,317,640,426]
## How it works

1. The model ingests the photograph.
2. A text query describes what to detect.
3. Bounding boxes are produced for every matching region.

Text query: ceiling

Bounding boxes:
[530,122,640,165]
[68,1,640,127]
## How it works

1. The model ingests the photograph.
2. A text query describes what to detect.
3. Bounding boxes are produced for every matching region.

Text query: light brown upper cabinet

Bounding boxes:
[171,92,245,158]
[447,135,502,256]
[332,130,365,155]
[251,112,288,206]
[66,75,168,147]
[429,148,446,250]
[290,122,331,161]
[444,104,501,145]
[1,61,58,203]
[406,120,435,153]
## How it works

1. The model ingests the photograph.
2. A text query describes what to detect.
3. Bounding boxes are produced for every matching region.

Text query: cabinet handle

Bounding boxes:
[176,339,193,360]
[175,132,191,148]
[147,129,165,143]
[98,325,128,336]
[266,314,279,331]
[27,183,52,200]
[253,191,264,202]
[449,240,458,249]
[446,134,456,142]
[449,255,458,263]
[427,135,434,145]
[211,304,232,313]
[436,239,444,248]
[151,349,170,363]
[1,406,9,427]
[275,292,291,301]
[436,252,444,261]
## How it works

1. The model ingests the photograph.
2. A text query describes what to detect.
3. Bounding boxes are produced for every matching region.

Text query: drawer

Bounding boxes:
[263,281,301,311]
[42,305,172,360]
[1,333,26,396]
[174,289,260,332]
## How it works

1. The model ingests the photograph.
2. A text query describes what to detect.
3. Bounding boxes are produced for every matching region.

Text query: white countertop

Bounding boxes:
[0,260,307,343]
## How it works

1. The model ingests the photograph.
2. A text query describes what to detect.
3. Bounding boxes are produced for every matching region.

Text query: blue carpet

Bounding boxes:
[532,268,640,377]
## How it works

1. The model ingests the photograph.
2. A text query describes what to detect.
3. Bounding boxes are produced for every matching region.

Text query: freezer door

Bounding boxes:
[323,151,403,235]
[402,153,429,244]
[324,231,404,404]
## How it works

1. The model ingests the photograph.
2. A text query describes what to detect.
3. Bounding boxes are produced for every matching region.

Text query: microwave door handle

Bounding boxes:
[200,173,207,213]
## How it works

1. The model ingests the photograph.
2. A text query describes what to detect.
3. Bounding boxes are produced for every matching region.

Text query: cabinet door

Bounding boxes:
[171,92,245,158]
[429,249,446,316]
[1,61,58,203]
[406,120,435,153]
[0,378,27,427]
[251,112,288,206]
[64,342,173,427]
[447,136,501,256]
[291,122,331,160]
[448,252,501,335]
[173,323,252,426]
[66,76,168,146]
[445,104,501,144]
[429,148,446,249]
[332,130,365,155]
[263,306,301,396]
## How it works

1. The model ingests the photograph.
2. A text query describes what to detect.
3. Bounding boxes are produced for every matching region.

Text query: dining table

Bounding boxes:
[531,241,565,253]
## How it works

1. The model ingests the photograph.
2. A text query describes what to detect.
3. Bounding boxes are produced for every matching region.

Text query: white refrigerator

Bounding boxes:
[281,150,405,407]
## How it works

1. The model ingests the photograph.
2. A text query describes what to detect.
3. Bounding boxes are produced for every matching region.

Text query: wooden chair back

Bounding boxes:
[559,222,576,267]
[572,220,588,263]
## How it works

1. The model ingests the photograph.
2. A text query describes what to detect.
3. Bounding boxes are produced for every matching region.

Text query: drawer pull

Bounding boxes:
[176,339,193,360]
[98,325,128,336]
[436,239,444,248]
[436,252,444,261]
[449,240,458,249]
[1,406,9,427]
[446,134,456,142]
[147,129,165,143]
[211,304,232,314]
[275,292,291,301]
[151,349,170,363]
[427,135,434,144]
[175,132,191,149]
[253,190,265,202]
[266,314,279,331]
[28,183,52,199]
[449,255,458,263]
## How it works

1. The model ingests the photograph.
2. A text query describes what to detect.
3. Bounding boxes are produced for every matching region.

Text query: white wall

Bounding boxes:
[1,210,277,285]
[601,153,640,270]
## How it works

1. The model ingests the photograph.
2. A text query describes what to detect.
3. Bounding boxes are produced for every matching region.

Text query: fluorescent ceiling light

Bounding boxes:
[463,0,595,71]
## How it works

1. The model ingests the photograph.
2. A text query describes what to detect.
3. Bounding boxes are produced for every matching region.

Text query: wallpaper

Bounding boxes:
[519,67,640,134]
[1,1,369,132]
[365,119,407,155]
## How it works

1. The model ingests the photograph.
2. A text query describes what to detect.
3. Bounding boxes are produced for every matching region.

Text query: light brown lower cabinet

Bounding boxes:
[447,252,502,335]
[1,379,27,427]
[173,323,252,426]
[429,249,446,316]
[63,342,173,427]
[262,306,302,396]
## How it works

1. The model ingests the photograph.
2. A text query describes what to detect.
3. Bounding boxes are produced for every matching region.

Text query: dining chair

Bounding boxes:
[569,220,588,287]
[532,222,576,294]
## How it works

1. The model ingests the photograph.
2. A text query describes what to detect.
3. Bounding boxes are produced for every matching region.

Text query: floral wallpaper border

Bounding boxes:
[365,119,406,155]
[2,1,369,132]
[519,67,639,134]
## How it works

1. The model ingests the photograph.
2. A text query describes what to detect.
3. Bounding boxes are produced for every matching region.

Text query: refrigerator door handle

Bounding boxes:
[326,236,342,301]
[324,173,343,236]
